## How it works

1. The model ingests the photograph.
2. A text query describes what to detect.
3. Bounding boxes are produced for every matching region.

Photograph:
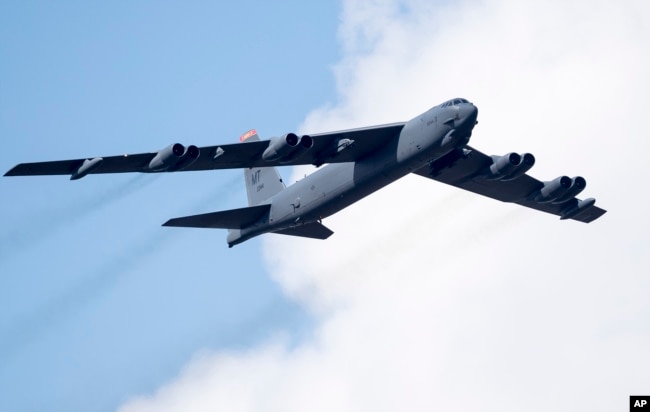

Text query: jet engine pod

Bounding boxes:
[487,152,535,181]
[299,135,314,149]
[533,176,572,203]
[488,152,521,179]
[288,135,314,162]
[170,145,200,171]
[262,133,313,162]
[552,176,586,203]
[148,143,186,171]
[501,153,535,181]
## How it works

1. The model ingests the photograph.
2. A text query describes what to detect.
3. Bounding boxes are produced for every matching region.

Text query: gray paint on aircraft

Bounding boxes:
[5,98,606,248]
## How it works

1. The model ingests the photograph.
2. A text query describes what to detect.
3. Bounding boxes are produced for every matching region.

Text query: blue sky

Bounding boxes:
[3,1,650,411]
[1,2,339,411]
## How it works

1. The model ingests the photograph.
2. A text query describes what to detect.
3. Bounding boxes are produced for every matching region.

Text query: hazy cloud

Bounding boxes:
[120,1,650,411]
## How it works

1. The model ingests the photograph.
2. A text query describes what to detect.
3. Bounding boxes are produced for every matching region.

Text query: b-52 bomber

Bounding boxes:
[5,98,606,247]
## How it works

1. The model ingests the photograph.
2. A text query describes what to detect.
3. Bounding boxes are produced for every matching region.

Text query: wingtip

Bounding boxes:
[4,165,20,176]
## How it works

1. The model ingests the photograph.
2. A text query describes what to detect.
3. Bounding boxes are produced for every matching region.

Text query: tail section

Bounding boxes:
[241,130,285,206]
[165,130,295,248]
[163,204,270,229]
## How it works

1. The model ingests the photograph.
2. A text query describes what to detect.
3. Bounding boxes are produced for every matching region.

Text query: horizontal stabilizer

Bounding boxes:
[163,204,270,229]
[273,222,334,240]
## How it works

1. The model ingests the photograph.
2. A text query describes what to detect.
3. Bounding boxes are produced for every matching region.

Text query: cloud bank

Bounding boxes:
[120,1,650,411]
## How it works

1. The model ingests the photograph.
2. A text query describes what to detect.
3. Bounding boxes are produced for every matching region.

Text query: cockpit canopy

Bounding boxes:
[440,98,470,108]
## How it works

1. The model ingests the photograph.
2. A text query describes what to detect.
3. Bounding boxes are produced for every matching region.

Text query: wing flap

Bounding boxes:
[163,204,270,229]
[413,146,606,223]
[273,222,334,240]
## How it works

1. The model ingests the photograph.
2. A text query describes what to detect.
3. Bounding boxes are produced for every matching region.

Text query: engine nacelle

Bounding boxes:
[148,143,185,171]
[552,176,586,204]
[533,176,573,203]
[170,145,200,171]
[148,143,200,172]
[262,133,313,162]
[487,152,535,181]
[502,153,535,181]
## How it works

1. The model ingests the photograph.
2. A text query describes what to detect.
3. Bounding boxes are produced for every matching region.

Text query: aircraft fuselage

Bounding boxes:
[227,101,479,246]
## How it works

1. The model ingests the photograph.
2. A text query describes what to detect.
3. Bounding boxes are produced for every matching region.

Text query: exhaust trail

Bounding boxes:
[0,228,176,362]
[0,174,159,259]
[0,174,244,362]
[181,174,242,213]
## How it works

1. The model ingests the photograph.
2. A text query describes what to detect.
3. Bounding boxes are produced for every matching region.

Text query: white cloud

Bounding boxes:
[119,1,650,411]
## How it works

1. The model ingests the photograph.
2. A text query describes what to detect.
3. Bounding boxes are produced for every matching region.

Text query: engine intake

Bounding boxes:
[532,176,573,203]
[552,176,586,203]
[148,143,200,172]
[170,145,200,171]
[487,152,535,181]
[262,133,313,162]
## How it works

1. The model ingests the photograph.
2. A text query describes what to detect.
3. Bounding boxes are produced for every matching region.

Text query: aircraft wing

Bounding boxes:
[412,146,606,223]
[4,123,405,179]
[187,122,406,170]
[4,153,157,177]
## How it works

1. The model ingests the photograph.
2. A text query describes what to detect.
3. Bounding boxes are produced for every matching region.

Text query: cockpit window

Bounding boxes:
[441,98,469,108]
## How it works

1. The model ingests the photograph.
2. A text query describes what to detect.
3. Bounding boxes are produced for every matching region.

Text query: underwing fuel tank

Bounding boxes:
[70,157,103,180]
[560,198,596,220]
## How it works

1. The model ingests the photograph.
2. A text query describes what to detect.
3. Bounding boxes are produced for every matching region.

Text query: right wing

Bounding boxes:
[4,123,405,179]
[412,146,606,223]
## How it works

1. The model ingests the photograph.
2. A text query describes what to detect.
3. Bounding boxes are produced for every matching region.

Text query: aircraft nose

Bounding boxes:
[457,103,478,130]
[453,103,478,139]
[463,103,478,125]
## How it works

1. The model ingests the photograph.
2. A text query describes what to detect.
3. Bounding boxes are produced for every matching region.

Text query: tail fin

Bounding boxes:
[240,130,286,205]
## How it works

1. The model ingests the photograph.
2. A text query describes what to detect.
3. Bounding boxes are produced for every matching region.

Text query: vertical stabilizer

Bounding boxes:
[240,130,286,205]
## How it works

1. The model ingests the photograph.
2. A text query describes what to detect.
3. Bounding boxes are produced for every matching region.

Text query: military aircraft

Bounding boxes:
[5,98,606,247]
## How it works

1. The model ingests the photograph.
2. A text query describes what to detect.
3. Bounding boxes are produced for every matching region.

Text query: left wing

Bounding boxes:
[4,123,405,179]
[412,146,606,223]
